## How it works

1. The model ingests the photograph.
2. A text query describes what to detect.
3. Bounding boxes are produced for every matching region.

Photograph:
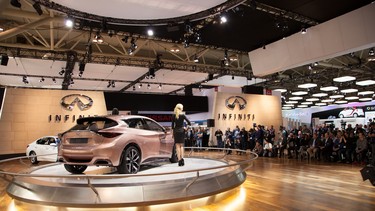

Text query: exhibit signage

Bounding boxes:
[218,95,254,121]
[225,96,247,110]
[60,94,93,111]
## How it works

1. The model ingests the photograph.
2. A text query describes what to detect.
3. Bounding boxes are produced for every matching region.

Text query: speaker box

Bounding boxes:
[1,55,9,66]
[185,85,193,96]
[360,166,375,186]
[207,119,215,127]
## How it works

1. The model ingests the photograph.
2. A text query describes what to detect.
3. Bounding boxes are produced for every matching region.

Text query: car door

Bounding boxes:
[44,137,58,162]
[144,119,173,156]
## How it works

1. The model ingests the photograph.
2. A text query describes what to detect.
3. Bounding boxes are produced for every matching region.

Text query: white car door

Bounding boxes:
[37,137,58,162]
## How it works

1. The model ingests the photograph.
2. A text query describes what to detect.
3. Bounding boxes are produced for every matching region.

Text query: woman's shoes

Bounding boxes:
[178,158,185,166]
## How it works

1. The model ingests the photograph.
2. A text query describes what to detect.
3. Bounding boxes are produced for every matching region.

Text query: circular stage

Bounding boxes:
[3,149,256,208]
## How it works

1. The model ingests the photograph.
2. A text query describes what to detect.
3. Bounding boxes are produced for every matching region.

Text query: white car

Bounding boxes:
[26,136,59,164]
[338,107,364,118]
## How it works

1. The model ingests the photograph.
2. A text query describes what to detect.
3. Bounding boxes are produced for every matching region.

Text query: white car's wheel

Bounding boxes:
[339,114,344,118]
[29,151,39,164]
[353,113,358,118]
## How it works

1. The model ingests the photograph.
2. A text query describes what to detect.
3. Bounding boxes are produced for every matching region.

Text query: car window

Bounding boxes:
[124,118,144,129]
[70,118,118,131]
[36,138,47,145]
[144,119,165,132]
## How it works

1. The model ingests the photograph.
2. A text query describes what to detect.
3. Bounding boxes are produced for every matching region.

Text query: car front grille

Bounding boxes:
[69,138,88,144]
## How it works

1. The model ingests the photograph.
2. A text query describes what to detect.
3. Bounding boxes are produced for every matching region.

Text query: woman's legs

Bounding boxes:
[176,143,183,160]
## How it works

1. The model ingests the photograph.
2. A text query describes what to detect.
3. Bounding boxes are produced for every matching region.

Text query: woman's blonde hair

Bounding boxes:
[174,103,183,118]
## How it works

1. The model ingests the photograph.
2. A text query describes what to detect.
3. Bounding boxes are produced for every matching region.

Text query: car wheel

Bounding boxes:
[353,113,358,118]
[339,114,344,118]
[29,151,39,164]
[64,164,87,174]
[118,146,141,174]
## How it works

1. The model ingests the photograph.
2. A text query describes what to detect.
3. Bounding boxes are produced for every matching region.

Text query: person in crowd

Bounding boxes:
[195,127,204,149]
[171,103,191,166]
[337,131,348,163]
[307,132,322,160]
[273,131,286,158]
[345,130,356,164]
[111,107,119,115]
[267,125,276,142]
[254,125,264,145]
[367,122,375,167]
[354,131,368,165]
[248,128,256,151]
[215,128,224,149]
[263,138,273,157]
[252,141,263,156]
[240,127,248,154]
[320,132,333,161]
[287,133,297,159]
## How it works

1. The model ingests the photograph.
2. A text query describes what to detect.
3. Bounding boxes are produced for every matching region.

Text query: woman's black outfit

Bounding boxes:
[171,114,191,144]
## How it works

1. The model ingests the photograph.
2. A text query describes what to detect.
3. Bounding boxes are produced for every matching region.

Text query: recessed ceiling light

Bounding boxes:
[274,89,287,93]
[289,96,303,100]
[282,107,293,110]
[298,83,317,89]
[329,94,344,99]
[358,91,374,95]
[301,101,313,105]
[312,93,328,97]
[315,102,327,106]
[333,76,356,82]
[359,97,372,101]
[306,98,320,101]
[356,80,375,86]
[320,86,338,91]
[335,100,348,104]
[341,88,358,93]
[297,105,308,108]
[285,101,298,104]
[345,96,359,100]
[292,91,308,96]
[321,99,335,103]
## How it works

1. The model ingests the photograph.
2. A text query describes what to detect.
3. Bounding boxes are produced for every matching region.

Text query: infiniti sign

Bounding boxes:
[60,94,93,111]
[225,96,247,110]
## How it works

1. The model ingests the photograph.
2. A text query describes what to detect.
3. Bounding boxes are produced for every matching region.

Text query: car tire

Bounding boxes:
[64,164,87,174]
[339,114,344,118]
[29,151,39,164]
[353,113,358,118]
[118,146,141,174]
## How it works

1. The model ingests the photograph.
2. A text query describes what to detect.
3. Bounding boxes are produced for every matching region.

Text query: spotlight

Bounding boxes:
[158,84,162,90]
[59,68,65,75]
[138,83,142,89]
[313,62,319,66]
[133,85,136,91]
[107,81,112,88]
[108,30,115,37]
[369,48,375,56]
[147,29,154,36]
[22,75,28,84]
[52,78,56,83]
[10,0,21,8]
[308,65,313,70]
[111,80,115,88]
[220,16,227,24]
[78,71,83,77]
[262,45,266,49]
[170,45,180,53]
[194,55,199,63]
[122,35,129,43]
[301,28,307,34]
[39,77,45,82]
[70,78,74,85]
[183,37,190,48]
[92,32,103,44]
[33,3,43,15]
[147,83,151,89]
[65,18,74,28]
[130,38,137,49]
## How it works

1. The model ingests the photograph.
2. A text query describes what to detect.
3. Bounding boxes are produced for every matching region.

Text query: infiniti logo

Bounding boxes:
[225,96,247,110]
[60,94,93,111]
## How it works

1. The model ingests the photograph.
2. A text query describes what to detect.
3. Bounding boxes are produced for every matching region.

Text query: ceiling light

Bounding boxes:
[368,55,375,62]
[313,62,319,66]
[298,83,317,89]
[170,45,180,53]
[320,86,338,91]
[306,98,320,102]
[335,100,348,104]
[138,83,142,88]
[289,96,303,100]
[291,91,308,96]
[345,96,359,100]
[301,28,307,34]
[356,80,375,86]
[220,16,227,24]
[147,29,154,36]
[315,103,326,106]
[369,48,374,56]
[358,91,374,95]
[341,88,358,93]
[194,55,199,63]
[312,93,328,97]
[321,99,335,103]
[282,107,292,110]
[92,33,103,44]
[65,19,74,28]
[297,105,308,108]
[333,76,356,82]
[229,55,238,61]
[0,27,3,32]
[274,89,287,93]
[329,94,344,99]
[285,101,298,104]
[301,101,313,105]
[359,97,373,101]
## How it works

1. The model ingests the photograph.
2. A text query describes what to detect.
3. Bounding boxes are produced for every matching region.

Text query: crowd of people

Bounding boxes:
[184,121,375,166]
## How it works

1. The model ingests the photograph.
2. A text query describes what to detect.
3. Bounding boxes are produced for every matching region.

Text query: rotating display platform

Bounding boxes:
[4,150,256,208]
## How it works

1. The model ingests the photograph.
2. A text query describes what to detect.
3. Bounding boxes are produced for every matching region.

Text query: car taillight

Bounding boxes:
[98,132,122,138]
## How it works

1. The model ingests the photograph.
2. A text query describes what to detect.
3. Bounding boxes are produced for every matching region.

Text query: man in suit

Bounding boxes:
[320,132,333,161]
[307,132,322,160]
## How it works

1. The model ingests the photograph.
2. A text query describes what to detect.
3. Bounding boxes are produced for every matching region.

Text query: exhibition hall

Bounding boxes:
[0,0,375,210]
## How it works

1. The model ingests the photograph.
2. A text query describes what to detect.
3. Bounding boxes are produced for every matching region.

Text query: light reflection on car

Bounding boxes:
[58,115,174,174]
[26,136,59,164]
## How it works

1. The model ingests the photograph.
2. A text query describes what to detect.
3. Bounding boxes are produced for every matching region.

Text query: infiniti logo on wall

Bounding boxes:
[60,94,93,111]
[225,96,247,110]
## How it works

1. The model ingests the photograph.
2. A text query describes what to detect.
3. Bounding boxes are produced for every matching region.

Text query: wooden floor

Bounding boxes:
[0,155,374,211]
